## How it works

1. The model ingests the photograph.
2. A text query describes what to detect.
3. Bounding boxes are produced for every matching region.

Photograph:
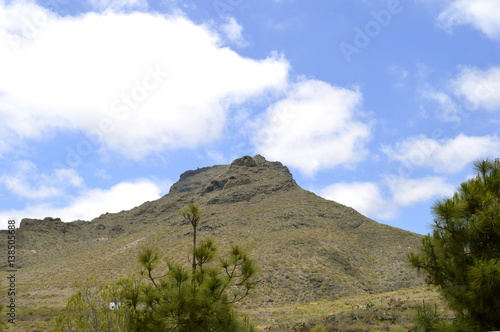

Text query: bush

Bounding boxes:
[54,277,130,331]
[413,300,441,331]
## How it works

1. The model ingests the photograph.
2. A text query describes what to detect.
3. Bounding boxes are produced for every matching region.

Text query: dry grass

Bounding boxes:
[243,286,452,331]
[0,156,429,331]
[3,286,450,331]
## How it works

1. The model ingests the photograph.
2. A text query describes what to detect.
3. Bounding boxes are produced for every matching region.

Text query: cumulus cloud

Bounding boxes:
[320,182,396,220]
[420,66,500,123]
[382,134,500,174]
[318,176,454,222]
[421,88,460,122]
[386,176,454,206]
[449,66,500,110]
[0,2,289,159]
[0,179,164,229]
[254,80,371,177]
[0,161,83,199]
[437,0,500,39]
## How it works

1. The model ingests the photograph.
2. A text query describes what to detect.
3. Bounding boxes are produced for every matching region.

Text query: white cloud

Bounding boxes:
[320,182,396,220]
[382,134,500,173]
[437,0,500,39]
[386,176,454,206]
[421,88,460,122]
[221,16,247,46]
[254,80,371,177]
[420,66,500,122]
[88,0,148,11]
[449,66,500,110]
[0,0,55,41]
[0,2,289,160]
[0,179,164,229]
[0,161,83,199]
[318,175,454,222]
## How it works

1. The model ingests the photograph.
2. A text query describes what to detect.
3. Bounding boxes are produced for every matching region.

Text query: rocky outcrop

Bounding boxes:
[200,155,297,204]
[20,217,88,234]
[230,155,257,167]
[168,165,230,194]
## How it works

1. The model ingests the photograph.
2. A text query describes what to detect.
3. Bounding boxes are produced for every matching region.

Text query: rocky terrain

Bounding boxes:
[0,155,426,330]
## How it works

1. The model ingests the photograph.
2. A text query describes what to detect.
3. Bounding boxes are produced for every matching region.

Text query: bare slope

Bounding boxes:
[1,155,424,316]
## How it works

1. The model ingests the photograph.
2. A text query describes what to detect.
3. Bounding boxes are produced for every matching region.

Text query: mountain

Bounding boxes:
[2,155,424,328]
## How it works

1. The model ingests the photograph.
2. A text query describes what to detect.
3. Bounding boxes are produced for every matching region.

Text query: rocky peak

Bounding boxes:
[230,156,257,167]
[168,155,296,201]
[201,155,297,204]
[252,154,267,165]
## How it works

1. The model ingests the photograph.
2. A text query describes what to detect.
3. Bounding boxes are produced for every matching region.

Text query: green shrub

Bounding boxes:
[310,324,327,332]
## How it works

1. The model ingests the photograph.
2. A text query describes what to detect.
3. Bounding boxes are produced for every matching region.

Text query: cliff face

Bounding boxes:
[2,155,424,309]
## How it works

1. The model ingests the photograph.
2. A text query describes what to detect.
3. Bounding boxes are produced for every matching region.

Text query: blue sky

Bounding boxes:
[1,0,500,234]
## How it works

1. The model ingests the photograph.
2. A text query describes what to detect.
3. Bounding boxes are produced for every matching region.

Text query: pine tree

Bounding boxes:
[126,241,256,331]
[408,158,500,330]
[56,204,257,331]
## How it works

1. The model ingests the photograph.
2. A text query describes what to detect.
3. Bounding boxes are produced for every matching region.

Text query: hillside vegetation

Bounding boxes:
[1,155,429,330]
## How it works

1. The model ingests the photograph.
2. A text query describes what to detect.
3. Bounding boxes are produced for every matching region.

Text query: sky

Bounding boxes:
[1,0,500,234]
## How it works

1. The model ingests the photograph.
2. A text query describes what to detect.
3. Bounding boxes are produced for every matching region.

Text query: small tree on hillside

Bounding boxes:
[181,203,203,281]
[408,158,500,330]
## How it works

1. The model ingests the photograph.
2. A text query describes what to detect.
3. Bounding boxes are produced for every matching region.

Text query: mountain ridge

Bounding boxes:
[2,155,424,328]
